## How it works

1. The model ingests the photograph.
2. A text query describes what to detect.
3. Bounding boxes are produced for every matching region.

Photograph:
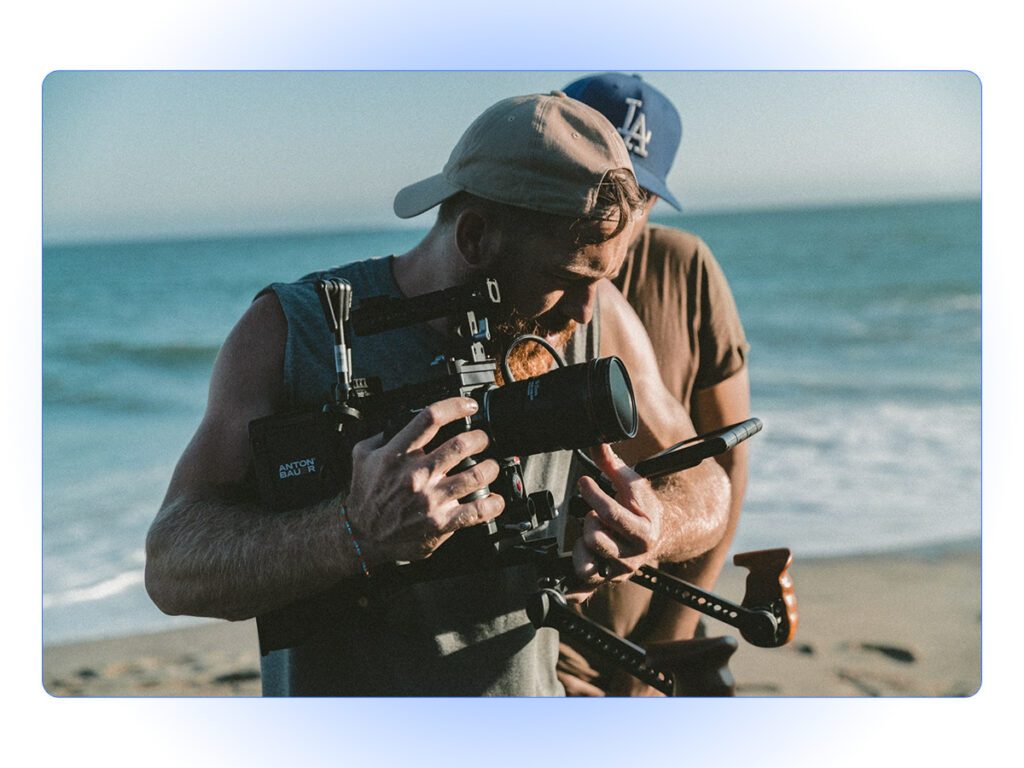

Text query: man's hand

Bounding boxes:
[344,396,505,565]
[556,641,607,696]
[566,443,662,601]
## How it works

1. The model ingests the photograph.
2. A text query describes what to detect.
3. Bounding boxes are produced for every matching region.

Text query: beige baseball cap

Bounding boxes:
[393,91,635,219]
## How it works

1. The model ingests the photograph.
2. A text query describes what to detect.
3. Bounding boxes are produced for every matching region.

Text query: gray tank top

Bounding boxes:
[257,256,599,696]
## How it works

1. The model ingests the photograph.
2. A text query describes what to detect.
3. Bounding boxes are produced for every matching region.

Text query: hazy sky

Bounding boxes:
[42,70,980,243]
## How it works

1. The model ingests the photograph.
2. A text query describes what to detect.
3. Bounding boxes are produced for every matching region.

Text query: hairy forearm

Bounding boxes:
[650,458,731,564]
[145,493,357,621]
[643,450,747,642]
[681,448,748,585]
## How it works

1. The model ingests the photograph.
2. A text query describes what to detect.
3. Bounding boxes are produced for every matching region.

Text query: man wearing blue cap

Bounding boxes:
[558,73,751,696]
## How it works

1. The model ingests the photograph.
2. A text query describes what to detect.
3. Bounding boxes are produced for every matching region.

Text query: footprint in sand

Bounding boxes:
[837,641,917,664]
[858,642,917,664]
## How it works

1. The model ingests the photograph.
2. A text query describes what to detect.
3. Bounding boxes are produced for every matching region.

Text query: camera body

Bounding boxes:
[248,276,637,560]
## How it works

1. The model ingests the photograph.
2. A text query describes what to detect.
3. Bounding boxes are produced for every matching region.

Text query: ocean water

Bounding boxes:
[41,199,981,644]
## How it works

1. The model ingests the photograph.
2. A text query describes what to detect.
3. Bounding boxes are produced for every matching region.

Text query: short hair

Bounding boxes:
[437,168,642,246]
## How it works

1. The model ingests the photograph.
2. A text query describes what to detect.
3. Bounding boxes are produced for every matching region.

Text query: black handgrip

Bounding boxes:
[634,418,763,479]
[351,277,500,336]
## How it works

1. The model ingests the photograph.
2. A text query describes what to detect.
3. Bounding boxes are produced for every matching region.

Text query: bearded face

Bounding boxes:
[474,211,625,384]
[489,308,577,384]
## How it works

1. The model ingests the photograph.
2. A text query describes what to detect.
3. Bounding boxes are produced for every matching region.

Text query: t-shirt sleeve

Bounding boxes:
[692,238,749,391]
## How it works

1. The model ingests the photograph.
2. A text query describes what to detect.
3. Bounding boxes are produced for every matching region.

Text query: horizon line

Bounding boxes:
[43,193,981,250]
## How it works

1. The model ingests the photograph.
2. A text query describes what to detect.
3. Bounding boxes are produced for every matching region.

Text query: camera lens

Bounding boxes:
[595,356,639,441]
[482,356,638,457]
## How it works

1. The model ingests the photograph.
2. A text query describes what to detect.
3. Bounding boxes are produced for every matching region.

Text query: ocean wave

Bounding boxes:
[43,570,145,609]
[856,292,982,327]
[739,398,980,556]
[50,339,222,369]
[42,382,185,412]
[754,399,979,452]
[749,313,981,349]
[752,371,980,403]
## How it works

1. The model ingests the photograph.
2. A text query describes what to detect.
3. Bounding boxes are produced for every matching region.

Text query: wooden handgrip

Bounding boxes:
[733,548,799,645]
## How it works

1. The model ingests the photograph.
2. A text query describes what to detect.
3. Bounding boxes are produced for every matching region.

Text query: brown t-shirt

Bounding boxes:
[561,224,749,689]
[612,223,749,413]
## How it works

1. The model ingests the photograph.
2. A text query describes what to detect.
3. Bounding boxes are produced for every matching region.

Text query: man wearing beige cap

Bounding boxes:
[145,92,729,696]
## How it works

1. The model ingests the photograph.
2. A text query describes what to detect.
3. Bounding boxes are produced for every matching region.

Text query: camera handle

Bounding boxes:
[536,547,797,649]
[527,546,793,694]
[628,550,797,648]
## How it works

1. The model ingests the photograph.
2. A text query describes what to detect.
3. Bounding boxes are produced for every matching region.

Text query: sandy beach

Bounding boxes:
[42,541,980,698]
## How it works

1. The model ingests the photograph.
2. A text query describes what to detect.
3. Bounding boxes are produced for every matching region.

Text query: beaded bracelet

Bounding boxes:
[339,504,371,577]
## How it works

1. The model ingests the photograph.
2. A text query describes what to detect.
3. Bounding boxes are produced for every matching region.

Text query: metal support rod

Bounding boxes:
[629,565,781,647]
[527,588,674,695]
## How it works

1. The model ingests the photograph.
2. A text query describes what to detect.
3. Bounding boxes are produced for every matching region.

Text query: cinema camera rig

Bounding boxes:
[249,276,798,695]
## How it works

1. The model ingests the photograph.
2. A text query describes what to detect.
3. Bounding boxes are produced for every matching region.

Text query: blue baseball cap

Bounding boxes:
[563,73,682,211]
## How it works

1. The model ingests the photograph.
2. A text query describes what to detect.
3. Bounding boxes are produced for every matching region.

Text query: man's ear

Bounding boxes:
[454,209,492,267]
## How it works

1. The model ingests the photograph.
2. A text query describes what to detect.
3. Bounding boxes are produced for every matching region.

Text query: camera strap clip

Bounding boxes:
[317,279,355,404]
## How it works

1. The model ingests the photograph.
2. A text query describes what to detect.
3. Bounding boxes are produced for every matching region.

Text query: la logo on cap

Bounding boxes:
[618,97,652,158]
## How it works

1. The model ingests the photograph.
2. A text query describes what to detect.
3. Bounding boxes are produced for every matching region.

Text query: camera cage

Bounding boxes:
[249,274,628,652]
[249,275,639,560]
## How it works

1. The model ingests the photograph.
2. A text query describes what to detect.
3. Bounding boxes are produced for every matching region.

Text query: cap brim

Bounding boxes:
[635,166,682,212]
[393,173,462,219]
